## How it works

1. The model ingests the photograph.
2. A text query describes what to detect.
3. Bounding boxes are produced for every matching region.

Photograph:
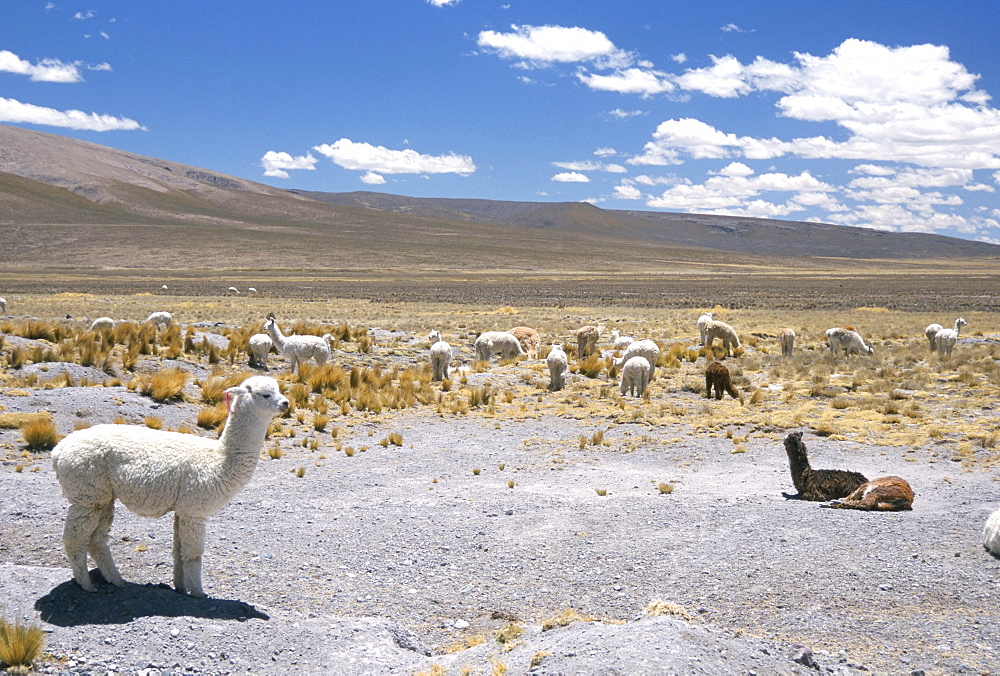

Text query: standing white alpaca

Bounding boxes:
[90,317,114,331]
[619,355,651,397]
[52,376,289,597]
[924,323,943,351]
[703,320,741,357]
[613,339,661,379]
[428,330,453,381]
[546,343,569,391]
[145,311,172,329]
[826,327,873,357]
[778,328,796,357]
[247,333,273,369]
[984,507,1000,557]
[610,330,634,351]
[263,315,332,373]
[934,318,966,358]
[474,331,525,362]
[0,297,7,315]
[696,312,714,345]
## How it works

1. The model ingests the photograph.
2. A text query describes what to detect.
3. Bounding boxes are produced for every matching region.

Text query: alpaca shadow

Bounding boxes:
[34,571,269,627]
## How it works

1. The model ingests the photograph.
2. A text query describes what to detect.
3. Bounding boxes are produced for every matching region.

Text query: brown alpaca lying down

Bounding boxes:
[782,431,868,501]
[820,476,914,511]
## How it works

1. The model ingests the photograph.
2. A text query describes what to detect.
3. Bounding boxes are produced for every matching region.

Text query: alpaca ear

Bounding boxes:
[224,384,250,413]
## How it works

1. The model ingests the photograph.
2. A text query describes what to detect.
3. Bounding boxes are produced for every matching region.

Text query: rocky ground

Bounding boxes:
[2,340,1000,674]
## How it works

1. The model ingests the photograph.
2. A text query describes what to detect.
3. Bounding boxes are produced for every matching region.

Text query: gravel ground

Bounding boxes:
[2,368,1000,674]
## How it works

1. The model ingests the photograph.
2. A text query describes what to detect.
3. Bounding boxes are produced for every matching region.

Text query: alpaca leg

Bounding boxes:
[174,515,207,598]
[87,501,124,587]
[705,374,712,399]
[63,503,101,592]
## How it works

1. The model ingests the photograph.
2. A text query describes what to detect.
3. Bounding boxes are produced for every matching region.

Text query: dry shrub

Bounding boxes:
[574,353,606,379]
[141,367,189,403]
[645,599,693,620]
[198,372,251,404]
[196,402,229,430]
[0,614,45,671]
[0,412,50,430]
[20,416,60,451]
[541,608,593,631]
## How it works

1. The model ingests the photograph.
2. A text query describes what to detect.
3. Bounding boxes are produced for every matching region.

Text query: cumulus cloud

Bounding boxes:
[552,172,589,183]
[0,96,144,131]
[360,171,386,185]
[644,170,832,213]
[477,24,632,69]
[577,67,674,97]
[312,138,476,176]
[260,151,317,179]
[426,0,460,5]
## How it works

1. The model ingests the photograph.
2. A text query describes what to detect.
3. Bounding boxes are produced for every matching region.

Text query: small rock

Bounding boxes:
[789,644,816,668]
[454,619,470,629]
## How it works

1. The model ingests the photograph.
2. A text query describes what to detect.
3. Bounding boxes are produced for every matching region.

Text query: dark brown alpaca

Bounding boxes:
[820,476,914,511]
[782,431,868,501]
[705,361,743,403]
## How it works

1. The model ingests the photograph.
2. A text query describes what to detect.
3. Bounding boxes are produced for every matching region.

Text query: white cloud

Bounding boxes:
[74,9,95,19]
[0,50,84,83]
[594,147,617,157]
[0,96,143,131]
[312,138,476,175]
[614,184,643,200]
[553,160,627,174]
[360,171,386,185]
[577,67,674,97]
[608,108,646,119]
[426,0,460,5]
[715,162,754,177]
[645,170,831,211]
[260,151,317,179]
[477,24,632,69]
[671,53,687,64]
[552,172,589,183]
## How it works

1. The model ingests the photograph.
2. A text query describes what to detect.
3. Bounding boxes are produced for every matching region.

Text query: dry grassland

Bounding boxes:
[2,287,998,473]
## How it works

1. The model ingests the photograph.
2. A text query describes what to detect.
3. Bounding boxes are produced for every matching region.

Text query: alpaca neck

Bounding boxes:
[786,448,812,490]
[217,410,269,489]
[267,322,288,349]
[954,320,963,335]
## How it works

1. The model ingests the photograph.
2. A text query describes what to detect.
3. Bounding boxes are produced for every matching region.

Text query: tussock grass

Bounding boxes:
[0,614,45,672]
[20,417,60,450]
[139,366,189,403]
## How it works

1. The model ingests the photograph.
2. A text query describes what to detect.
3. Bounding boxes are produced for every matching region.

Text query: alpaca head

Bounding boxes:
[429,329,441,343]
[783,431,807,461]
[956,318,967,330]
[224,376,289,418]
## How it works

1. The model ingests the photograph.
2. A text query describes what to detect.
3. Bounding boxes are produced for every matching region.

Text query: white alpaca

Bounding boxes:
[247,287,258,295]
[935,318,966,358]
[0,297,8,314]
[613,339,660,379]
[247,333,273,369]
[619,355,651,397]
[227,286,240,295]
[546,343,569,392]
[160,285,168,292]
[52,376,289,597]
[509,326,541,360]
[90,317,114,331]
[263,315,332,373]
[984,508,1000,557]
[474,331,525,362]
[610,330,634,351]
[924,323,943,351]
[696,312,714,345]
[778,328,796,357]
[826,327,873,357]
[576,322,605,358]
[428,330,453,381]
[145,311,172,329]
[703,320,741,357]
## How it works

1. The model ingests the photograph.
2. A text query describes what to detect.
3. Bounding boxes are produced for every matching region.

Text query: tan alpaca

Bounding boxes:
[576,322,605,358]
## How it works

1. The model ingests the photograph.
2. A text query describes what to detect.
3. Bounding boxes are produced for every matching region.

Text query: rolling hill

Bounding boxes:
[1,123,997,275]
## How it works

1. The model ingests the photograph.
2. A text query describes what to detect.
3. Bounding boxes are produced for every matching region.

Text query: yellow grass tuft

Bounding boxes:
[0,614,45,671]
[20,417,60,451]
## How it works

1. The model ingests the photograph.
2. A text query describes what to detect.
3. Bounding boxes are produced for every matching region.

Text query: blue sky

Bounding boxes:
[4,1,1000,243]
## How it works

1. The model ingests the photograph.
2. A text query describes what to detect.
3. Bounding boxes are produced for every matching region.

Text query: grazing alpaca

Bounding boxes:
[619,355,651,397]
[613,339,660,380]
[705,361,743,403]
[924,323,943,351]
[983,508,1000,557]
[820,476,914,511]
[145,311,172,329]
[702,320,741,357]
[428,330,453,381]
[696,312,714,345]
[263,315,332,373]
[52,376,289,596]
[247,333,273,369]
[826,327,873,357]
[781,431,869,501]
[546,343,569,391]
[778,328,795,356]
[610,330,634,351]
[509,326,541,360]
[474,331,525,362]
[576,322,605,358]
[934,318,966,358]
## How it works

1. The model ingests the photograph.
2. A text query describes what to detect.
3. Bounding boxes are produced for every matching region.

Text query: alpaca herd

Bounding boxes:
[41,307,997,599]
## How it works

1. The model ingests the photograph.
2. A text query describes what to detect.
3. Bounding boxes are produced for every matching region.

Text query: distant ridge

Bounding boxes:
[0,124,996,267]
